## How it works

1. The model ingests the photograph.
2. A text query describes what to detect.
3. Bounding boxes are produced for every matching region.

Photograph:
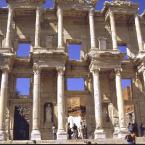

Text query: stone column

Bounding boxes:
[35,6,41,48]
[115,69,127,138]
[57,67,67,140]
[109,11,118,50]
[91,69,106,139]
[31,66,41,140]
[0,68,9,141]
[5,6,13,48]
[89,8,96,49]
[135,14,144,52]
[57,7,64,50]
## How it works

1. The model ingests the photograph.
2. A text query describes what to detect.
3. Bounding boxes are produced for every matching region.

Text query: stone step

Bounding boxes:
[0,137,145,144]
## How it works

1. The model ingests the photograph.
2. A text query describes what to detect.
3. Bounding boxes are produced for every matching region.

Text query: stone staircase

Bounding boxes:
[0,137,145,144]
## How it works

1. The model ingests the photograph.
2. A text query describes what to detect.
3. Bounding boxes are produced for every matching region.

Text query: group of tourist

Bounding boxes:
[67,122,88,140]
[125,122,145,144]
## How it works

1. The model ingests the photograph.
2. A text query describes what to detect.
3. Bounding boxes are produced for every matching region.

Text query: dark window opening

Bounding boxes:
[13,106,29,140]
[118,45,129,60]
[67,78,85,91]
[16,43,31,58]
[16,78,30,96]
[68,44,81,60]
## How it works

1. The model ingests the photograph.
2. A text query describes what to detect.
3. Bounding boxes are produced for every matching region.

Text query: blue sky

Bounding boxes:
[0,0,144,94]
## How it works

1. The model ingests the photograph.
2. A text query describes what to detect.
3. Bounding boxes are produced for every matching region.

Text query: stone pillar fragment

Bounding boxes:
[110,11,118,50]
[31,66,41,140]
[135,14,144,52]
[91,69,106,139]
[0,69,9,141]
[89,8,96,49]
[5,7,13,48]
[57,67,67,140]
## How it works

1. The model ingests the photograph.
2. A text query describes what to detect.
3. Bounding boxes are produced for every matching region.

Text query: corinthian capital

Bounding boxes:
[1,65,10,73]
[115,67,122,75]
[33,63,41,75]
[90,68,100,75]
[89,7,95,16]
[57,66,65,75]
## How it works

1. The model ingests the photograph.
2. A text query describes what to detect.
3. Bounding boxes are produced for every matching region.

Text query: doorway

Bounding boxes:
[13,106,29,140]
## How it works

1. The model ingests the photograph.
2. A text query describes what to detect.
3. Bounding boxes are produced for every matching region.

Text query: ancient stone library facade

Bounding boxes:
[0,0,145,141]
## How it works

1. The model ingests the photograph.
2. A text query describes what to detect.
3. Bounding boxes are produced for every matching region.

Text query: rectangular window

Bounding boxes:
[118,45,128,60]
[67,78,85,91]
[16,78,30,96]
[16,43,31,57]
[68,44,81,60]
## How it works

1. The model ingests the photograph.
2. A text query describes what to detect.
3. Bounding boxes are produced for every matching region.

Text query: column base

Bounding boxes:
[118,127,128,138]
[0,130,5,141]
[57,129,67,140]
[94,129,106,139]
[113,127,128,138]
[31,130,41,141]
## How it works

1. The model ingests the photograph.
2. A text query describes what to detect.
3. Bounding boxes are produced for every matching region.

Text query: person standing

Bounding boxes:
[67,123,73,139]
[52,124,57,140]
[79,122,83,139]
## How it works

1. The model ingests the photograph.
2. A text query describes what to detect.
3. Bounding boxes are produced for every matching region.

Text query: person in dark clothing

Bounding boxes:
[67,123,73,139]
[72,123,78,139]
[140,123,145,137]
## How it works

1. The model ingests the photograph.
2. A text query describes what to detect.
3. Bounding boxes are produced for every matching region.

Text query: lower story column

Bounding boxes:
[57,66,67,140]
[31,66,41,140]
[0,68,9,141]
[91,68,106,139]
[115,68,127,138]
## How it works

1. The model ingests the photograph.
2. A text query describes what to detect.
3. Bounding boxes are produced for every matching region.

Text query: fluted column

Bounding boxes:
[35,6,41,48]
[115,69,127,137]
[110,11,118,50]
[0,68,9,141]
[5,6,13,48]
[89,8,96,49]
[57,67,67,140]
[91,69,106,139]
[31,66,41,140]
[135,14,144,52]
[57,7,64,50]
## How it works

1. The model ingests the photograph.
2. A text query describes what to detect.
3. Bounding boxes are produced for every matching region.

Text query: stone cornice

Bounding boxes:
[55,0,98,11]
[102,1,139,17]
[6,0,45,8]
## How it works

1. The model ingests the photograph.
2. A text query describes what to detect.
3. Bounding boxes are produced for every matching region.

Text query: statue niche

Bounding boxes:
[44,103,54,128]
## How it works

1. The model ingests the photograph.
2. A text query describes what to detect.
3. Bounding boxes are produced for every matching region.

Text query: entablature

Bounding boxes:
[6,0,45,9]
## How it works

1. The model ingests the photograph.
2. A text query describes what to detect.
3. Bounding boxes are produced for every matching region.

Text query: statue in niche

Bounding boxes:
[44,103,53,128]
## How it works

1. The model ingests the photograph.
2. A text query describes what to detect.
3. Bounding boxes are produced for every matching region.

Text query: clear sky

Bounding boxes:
[0,0,144,94]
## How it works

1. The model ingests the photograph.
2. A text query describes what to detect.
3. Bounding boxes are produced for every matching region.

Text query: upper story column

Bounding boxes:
[5,6,13,48]
[89,8,96,49]
[0,67,9,141]
[35,6,41,48]
[57,6,64,50]
[135,14,144,52]
[109,11,118,50]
